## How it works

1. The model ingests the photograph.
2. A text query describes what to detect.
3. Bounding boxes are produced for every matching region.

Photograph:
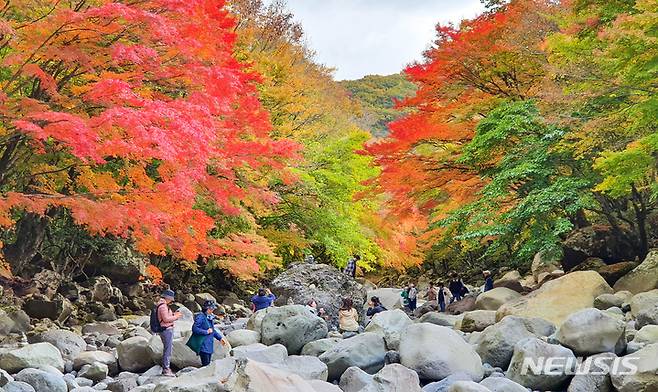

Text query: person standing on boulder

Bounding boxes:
[437,282,452,312]
[449,275,466,303]
[426,282,438,302]
[344,255,360,278]
[483,270,494,292]
[251,288,276,312]
[407,283,418,311]
[156,289,182,376]
[190,300,227,367]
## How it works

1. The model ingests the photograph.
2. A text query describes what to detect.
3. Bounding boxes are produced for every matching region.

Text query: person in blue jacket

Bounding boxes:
[483,270,494,292]
[192,300,226,366]
[251,288,276,312]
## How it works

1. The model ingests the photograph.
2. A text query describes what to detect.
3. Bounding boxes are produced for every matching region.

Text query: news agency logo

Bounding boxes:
[520,356,640,376]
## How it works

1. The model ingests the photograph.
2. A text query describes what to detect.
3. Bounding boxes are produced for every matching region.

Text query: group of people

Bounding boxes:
[151,290,227,376]
[399,274,474,313]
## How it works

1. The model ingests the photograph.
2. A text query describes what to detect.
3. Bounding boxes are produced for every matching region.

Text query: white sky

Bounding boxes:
[271,0,486,80]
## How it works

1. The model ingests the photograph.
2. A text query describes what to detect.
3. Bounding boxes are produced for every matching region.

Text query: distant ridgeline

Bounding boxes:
[341,74,416,138]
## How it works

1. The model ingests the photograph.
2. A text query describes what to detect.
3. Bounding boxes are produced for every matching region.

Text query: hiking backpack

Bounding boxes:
[150,303,165,333]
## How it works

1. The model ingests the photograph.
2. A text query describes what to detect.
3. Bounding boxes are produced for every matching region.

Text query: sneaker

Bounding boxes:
[162,368,175,377]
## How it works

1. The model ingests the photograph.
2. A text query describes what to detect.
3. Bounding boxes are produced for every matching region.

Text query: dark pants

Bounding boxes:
[450,294,462,304]
[159,328,174,369]
[200,352,212,367]
[408,298,417,311]
[439,301,446,312]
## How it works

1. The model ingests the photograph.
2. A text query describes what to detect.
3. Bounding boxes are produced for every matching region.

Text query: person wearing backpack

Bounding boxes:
[151,289,182,376]
[187,300,227,366]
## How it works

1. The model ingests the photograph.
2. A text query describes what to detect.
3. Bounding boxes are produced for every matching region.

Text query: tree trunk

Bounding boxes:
[4,212,49,275]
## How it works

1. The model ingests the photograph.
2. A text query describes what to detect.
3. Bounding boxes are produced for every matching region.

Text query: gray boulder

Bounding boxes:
[0,342,64,373]
[556,308,626,355]
[613,250,658,294]
[567,352,616,392]
[32,329,86,359]
[610,343,658,392]
[460,311,497,333]
[422,373,475,392]
[118,336,153,372]
[14,368,67,392]
[226,329,260,348]
[231,343,288,364]
[419,312,461,328]
[258,305,328,354]
[339,364,421,392]
[319,332,387,381]
[447,381,491,392]
[363,309,412,350]
[475,316,555,369]
[301,338,342,357]
[506,337,576,391]
[270,263,367,328]
[593,294,624,310]
[3,381,35,392]
[78,362,109,382]
[474,288,521,311]
[479,376,527,392]
[73,351,117,374]
[399,323,483,382]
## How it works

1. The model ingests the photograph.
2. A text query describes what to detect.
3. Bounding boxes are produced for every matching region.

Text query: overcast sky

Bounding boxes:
[269,0,485,80]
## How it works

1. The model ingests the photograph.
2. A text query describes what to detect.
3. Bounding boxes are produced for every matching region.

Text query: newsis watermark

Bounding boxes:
[520,356,640,376]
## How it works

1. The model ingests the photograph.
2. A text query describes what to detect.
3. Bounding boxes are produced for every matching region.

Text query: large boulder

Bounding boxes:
[0,309,30,336]
[562,225,636,270]
[556,308,626,355]
[146,335,203,369]
[479,376,528,392]
[630,290,658,329]
[474,288,521,311]
[627,325,658,353]
[447,381,491,392]
[339,364,421,392]
[3,381,36,392]
[614,251,658,294]
[319,332,387,381]
[270,263,367,327]
[475,316,556,369]
[257,305,328,354]
[274,355,329,381]
[84,241,147,284]
[506,337,576,391]
[31,329,86,359]
[231,343,288,364]
[0,342,64,373]
[363,309,412,350]
[399,323,483,382]
[418,312,462,328]
[367,288,404,311]
[226,329,260,348]
[496,271,613,326]
[447,296,477,315]
[493,271,524,292]
[593,293,624,310]
[73,351,118,374]
[118,336,153,372]
[14,368,66,392]
[610,343,658,392]
[22,295,72,322]
[301,338,342,357]
[154,357,338,392]
[460,311,496,333]
[567,352,617,392]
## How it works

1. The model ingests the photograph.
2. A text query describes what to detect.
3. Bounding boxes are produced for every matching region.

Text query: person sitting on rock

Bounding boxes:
[338,298,359,334]
[437,281,452,312]
[483,270,494,292]
[366,296,386,317]
[306,299,318,315]
[251,287,276,312]
[190,300,227,367]
[156,289,182,376]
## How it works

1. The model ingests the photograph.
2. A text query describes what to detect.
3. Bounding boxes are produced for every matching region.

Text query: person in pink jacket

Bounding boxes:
[156,289,182,376]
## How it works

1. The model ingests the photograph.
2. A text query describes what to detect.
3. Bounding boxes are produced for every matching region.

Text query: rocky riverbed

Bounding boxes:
[1,251,658,392]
